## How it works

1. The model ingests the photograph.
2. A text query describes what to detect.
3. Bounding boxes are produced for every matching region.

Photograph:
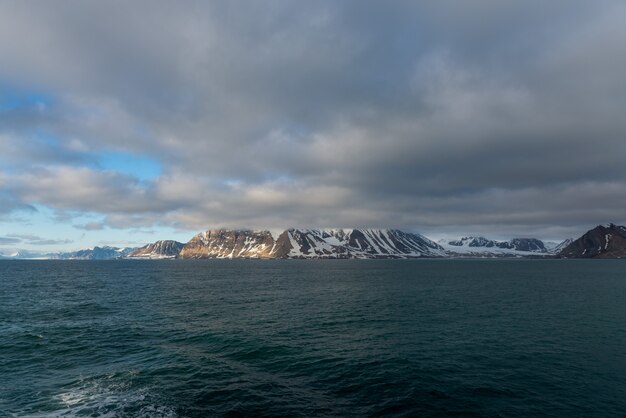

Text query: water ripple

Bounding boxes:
[1,259,626,416]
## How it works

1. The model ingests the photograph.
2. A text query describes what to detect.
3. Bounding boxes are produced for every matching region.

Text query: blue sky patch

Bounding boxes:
[0,85,54,112]
[97,151,163,181]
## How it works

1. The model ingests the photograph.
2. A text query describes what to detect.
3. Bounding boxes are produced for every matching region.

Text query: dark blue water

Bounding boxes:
[1,260,625,417]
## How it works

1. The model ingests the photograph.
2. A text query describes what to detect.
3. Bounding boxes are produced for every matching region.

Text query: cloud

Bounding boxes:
[74,222,106,231]
[0,1,625,239]
[0,190,37,217]
[0,237,21,245]
[29,239,74,246]
[6,234,41,241]
[0,233,73,246]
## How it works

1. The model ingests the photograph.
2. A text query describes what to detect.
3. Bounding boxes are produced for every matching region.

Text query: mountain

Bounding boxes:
[559,224,626,258]
[0,249,51,259]
[5,225,623,260]
[0,247,135,260]
[438,236,567,257]
[180,230,277,258]
[128,240,184,259]
[546,238,574,254]
[178,228,446,259]
[51,246,135,260]
[281,228,446,259]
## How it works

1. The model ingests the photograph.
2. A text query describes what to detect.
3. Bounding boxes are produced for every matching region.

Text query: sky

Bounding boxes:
[1,0,626,252]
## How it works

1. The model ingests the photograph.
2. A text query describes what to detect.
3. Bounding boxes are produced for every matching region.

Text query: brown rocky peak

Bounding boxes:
[180,229,277,259]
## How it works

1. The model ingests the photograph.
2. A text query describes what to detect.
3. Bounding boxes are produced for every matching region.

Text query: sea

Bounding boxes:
[1,259,625,417]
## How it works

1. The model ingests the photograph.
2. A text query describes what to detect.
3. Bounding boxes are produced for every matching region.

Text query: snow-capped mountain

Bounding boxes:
[438,236,569,257]
[3,225,623,260]
[128,240,184,259]
[1,249,51,259]
[545,238,574,254]
[52,246,136,260]
[276,228,446,259]
[0,246,136,260]
[178,228,446,259]
[559,224,626,258]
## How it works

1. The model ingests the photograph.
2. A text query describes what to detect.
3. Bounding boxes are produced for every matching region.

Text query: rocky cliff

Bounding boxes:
[559,224,626,258]
[179,230,277,259]
[128,240,184,259]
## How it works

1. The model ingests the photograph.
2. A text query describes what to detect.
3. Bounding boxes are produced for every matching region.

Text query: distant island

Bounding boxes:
[2,224,625,260]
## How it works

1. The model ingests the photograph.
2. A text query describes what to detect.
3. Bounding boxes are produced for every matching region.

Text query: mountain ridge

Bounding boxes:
[178,228,447,259]
[437,236,569,257]
[559,223,626,258]
[51,246,135,260]
[1,224,624,259]
[128,240,184,259]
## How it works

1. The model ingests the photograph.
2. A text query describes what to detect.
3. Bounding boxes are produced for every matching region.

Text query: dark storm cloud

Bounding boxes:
[0,0,625,239]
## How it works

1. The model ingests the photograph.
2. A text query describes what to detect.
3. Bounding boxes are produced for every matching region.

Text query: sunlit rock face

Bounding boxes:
[179,230,277,259]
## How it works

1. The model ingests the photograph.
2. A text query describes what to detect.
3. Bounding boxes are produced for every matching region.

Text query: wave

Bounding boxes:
[20,371,177,418]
